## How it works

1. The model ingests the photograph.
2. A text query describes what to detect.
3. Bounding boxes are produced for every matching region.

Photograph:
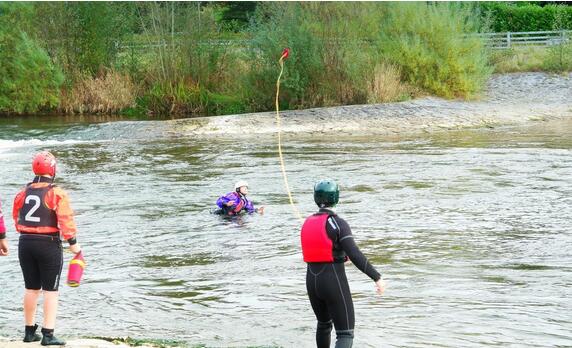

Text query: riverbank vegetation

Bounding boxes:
[491,43,572,73]
[0,2,570,117]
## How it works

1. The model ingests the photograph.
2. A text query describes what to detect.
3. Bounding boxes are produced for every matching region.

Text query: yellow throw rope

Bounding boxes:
[276,49,303,222]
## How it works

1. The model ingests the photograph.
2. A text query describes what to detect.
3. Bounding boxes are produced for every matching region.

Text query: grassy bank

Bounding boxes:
[491,44,572,73]
[0,2,570,117]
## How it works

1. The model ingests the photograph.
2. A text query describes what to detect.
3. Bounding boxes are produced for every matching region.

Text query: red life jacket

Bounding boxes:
[232,193,245,214]
[224,192,245,216]
[300,213,333,262]
[17,183,58,232]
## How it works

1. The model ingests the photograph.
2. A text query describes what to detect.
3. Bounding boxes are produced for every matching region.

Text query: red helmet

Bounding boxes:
[32,151,57,177]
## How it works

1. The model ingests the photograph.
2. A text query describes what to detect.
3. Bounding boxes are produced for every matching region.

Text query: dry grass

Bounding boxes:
[491,46,550,73]
[60,70,137,114]
[367,62,412,104]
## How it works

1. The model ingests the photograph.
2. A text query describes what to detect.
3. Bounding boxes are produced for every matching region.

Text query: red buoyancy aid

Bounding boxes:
[232,193,245,214]
[300,213,333,262]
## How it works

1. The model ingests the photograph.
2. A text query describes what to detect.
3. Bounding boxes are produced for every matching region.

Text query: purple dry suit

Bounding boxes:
[216,191,256,215]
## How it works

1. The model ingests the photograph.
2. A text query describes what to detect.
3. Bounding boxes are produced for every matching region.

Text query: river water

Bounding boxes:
[0,116,571,347]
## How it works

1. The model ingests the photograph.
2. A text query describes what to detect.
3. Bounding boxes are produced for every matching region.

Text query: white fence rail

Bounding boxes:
[120,30,572,51]
[476,30,571,49]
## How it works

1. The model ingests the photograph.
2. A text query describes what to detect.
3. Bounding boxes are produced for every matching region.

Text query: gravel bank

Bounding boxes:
[173,72,572,136]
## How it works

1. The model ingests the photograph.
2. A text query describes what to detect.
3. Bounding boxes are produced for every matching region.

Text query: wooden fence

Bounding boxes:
[120,30,572,51]
[475,30,571,49]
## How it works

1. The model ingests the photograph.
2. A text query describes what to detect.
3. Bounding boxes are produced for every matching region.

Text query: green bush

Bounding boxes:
[245,3,389,110]
[134,2,247,116]
[379,3,492,99]
[34,2,135,76]
[479,3,572,32]
[0,3,64,114]
[0,2,523,116]
[245,3,324,110]
[544,39,572,72]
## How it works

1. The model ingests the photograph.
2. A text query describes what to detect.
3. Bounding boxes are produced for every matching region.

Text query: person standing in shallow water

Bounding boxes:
[13,152,82,346]
[301,180,386,348]
[216,180,265,216]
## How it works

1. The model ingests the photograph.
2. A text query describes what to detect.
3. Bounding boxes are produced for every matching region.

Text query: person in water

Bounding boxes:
[0,197,8,256]
[216,181,264,216]
[301,180,386,348]
[12,151,82,346]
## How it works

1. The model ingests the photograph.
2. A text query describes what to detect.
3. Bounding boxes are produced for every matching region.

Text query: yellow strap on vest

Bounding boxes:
[70,259,86,268]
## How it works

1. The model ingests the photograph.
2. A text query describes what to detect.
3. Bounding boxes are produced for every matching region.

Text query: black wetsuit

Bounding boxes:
[19,233,63,291]
[306,208,381,348]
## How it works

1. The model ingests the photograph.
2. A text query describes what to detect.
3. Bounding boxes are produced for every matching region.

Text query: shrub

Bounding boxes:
[34,2,135,76]
[245,3,388,110]
[379,3,492,99]
[0,3,63,114]
[479,3,572,32]
[60,70,137,114]
[367,62,413,104]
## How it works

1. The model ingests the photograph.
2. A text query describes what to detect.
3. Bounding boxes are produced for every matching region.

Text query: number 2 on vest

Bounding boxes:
[24,195,42,222]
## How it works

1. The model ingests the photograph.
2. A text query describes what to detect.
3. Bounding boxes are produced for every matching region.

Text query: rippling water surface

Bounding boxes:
[0,116,571,347]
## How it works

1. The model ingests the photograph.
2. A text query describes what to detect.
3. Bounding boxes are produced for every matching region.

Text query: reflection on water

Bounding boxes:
[0,117,571,347]
[143,254,219,268]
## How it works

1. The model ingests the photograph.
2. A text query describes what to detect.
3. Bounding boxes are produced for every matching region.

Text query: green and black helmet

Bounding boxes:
[314,180,339,208]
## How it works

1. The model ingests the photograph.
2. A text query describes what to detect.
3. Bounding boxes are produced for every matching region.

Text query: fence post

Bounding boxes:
[506,32,511,48]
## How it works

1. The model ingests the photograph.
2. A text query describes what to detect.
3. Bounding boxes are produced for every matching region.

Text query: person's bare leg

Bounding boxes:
[40,291,65,346]
[23,290,42,342]
[42,291,59,329]
[23,289,40,326]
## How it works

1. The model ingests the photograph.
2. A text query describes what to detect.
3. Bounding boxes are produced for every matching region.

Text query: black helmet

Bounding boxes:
[314,180,339,207]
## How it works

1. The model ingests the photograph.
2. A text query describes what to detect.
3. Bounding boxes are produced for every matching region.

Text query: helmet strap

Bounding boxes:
[34,176,54,184]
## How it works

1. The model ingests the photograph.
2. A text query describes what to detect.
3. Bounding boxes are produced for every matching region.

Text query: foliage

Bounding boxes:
[215,2,258,32]
[134,2,245,116]
[34,2,135,76]
[544,7,572,72]
[479,2,572,32]
[5,1,570,116]
[60,70,137,114]
[544,38,572,72]
[490,47,549,73]
[0,3,64,114]
[379,2,492,99]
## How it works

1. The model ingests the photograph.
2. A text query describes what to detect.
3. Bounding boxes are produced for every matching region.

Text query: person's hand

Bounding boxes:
[225,201,235,207]
[375,277,386,295]
[257,206,265,214]
[69,243,82,255]
[0,239,8,256]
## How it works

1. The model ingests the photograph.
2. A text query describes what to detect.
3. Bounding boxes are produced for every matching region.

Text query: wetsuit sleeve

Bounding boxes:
[217,192,238,208]
[327,216,381,282]
[216,196,226,208]
[0,199,6,238]
[12,189,25,231]
[47,187,78,241]
[245,200,256,213]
